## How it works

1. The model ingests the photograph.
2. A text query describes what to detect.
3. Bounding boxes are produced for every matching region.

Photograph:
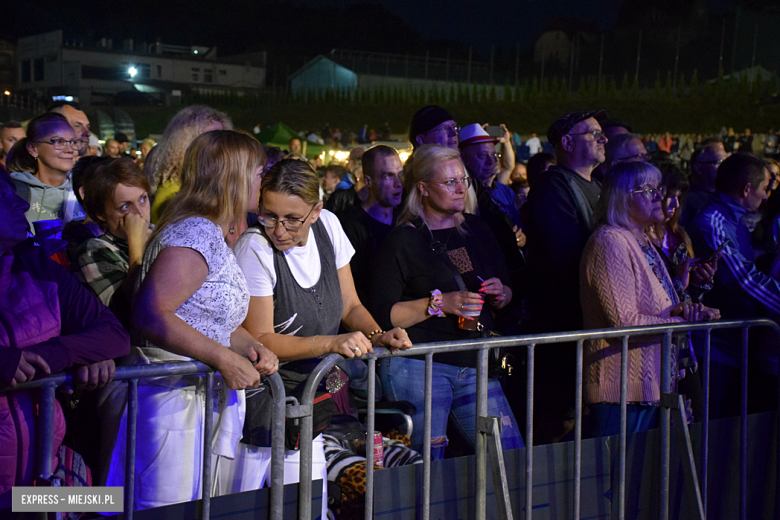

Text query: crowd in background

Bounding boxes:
[1,99,780,518]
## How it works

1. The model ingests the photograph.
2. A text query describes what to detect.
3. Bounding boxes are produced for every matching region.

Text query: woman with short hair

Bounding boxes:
[227,159,410,514]
[74,157,152,328]
[580,161,720,438]
[368,144,523,460]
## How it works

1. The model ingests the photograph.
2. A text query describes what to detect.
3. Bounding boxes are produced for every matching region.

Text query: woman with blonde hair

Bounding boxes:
[369,144,522,459]
[148,105,232,222]
[102,130,278,510]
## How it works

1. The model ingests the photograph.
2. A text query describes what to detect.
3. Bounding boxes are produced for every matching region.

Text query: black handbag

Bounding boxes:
[420,223,514,378]
[241,368,337,451]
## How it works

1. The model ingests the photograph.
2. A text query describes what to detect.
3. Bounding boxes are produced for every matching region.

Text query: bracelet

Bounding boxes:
[367,329,384,342]
[310,336,319,358]
[427,289,445,317]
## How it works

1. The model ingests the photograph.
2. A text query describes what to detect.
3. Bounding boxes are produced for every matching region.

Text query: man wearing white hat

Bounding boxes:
[459,124,522,231]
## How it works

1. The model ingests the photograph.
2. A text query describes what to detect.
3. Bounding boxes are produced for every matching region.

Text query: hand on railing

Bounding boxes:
[214,349,262,390]
[67,359,116,392]
[370,327,413,353]
[5,351,51,387]
[326,332,373,358]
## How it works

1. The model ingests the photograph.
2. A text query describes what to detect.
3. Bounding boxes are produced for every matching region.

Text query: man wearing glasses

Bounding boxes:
[523,110,608,443]
[605,133,649,168]
[409,105,459,150]
[679,143,728,228]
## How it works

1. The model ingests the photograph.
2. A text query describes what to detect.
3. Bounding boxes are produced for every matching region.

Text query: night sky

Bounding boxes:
[10,0,740,57]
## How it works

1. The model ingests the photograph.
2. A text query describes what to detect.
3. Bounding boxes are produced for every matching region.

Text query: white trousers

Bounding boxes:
[215,435,328,520]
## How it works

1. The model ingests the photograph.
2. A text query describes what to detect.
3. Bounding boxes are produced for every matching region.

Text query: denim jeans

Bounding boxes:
[379,357,523,460]
[582,403,660,439]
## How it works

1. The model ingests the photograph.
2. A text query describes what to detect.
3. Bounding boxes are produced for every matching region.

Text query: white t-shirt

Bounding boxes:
[526,136,542,155]
[234,209,355,297]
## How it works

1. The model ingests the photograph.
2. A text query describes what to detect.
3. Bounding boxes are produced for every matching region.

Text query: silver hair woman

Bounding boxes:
[580,161,719,439]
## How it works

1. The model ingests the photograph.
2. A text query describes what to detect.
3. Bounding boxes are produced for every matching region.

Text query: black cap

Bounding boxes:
[547,110,607,148]
[409,105,455,147]
[114,132,129,143]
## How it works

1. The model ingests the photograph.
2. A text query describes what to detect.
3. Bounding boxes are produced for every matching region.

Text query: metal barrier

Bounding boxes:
[4,361,287,520]
[295,318,780,520]
[3,318,778,519]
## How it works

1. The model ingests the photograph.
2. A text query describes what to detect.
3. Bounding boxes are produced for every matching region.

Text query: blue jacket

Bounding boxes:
[689,193,780,364]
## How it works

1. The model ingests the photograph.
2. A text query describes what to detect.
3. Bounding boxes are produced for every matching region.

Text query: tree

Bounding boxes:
[690,70,699,93]
[620,73,630,97]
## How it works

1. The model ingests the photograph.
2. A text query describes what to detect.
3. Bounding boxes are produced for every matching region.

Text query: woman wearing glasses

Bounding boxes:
[229,159,410,512]
[579,161,720,438]
[7,112,86,231]
[368,144,523,460]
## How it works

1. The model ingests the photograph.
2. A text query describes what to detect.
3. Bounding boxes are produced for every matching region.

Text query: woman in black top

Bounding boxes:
[369,144,523,459]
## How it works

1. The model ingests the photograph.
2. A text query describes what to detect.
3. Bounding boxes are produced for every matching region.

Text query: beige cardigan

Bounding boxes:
[580,225,682,404]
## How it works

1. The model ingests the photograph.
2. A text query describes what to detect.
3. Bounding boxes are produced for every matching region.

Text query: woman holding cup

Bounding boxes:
[368,144,523,459]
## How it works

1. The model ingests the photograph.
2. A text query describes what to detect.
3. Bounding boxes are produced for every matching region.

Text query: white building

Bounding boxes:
[17,30,266,106]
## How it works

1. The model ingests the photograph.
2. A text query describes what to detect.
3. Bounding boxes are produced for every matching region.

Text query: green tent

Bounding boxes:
[256,122,326,159]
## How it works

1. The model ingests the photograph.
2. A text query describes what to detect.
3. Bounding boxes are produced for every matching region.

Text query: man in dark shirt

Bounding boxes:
[525,110,607,333]
[523,110,607,443]
[339,145,403,304]
[679,143,727,229]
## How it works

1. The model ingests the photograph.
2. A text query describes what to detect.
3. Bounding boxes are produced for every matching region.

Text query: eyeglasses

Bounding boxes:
[698,158,724,166]
[429,124,460,137]
[476,152,500,162]
[615,152,650,163]
[258,204,316,231]
[567,129,606,141]
[632,185,666,201]
[34,139,85,150]
[431,176,472,191]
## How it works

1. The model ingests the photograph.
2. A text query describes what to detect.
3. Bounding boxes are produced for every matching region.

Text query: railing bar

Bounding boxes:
[619,335,629,520]
[125,379,138,519]
[740,327,749,520]
[702,328,711,517]
[423,352,433,520]
[365,357,377,520]
[476,348,489,520]
[574,340,583,520]
[660,331,672,520]
[268,373,286,520]
[35,384,56,483]
[526,343,535,520]
[202,371,214,520]
[298,356,341,520]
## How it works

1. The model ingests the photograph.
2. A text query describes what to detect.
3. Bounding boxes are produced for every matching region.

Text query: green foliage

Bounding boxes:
[770,73,780,96]
[677,73,687,95]
[654,71,662,97]
[751,71,763,97]
[690,70,699,93]
[530,77,539,98]
[664,71,673,95]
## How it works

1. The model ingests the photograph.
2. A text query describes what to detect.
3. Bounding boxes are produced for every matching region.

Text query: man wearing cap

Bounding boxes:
[409,105,458,150]
[459,123,522,230]
[114,133,131,156]
[523,111,607,441]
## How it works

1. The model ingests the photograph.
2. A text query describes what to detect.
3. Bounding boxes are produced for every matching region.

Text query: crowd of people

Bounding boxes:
[1,99,779,516]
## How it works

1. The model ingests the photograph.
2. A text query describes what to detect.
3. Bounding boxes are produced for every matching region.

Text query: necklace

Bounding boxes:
[429,226,454,254]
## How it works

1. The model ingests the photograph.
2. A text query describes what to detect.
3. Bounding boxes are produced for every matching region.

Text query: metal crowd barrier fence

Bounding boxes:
[3,361,287,520]
[296,318,780,520]
[4,318,778,520]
